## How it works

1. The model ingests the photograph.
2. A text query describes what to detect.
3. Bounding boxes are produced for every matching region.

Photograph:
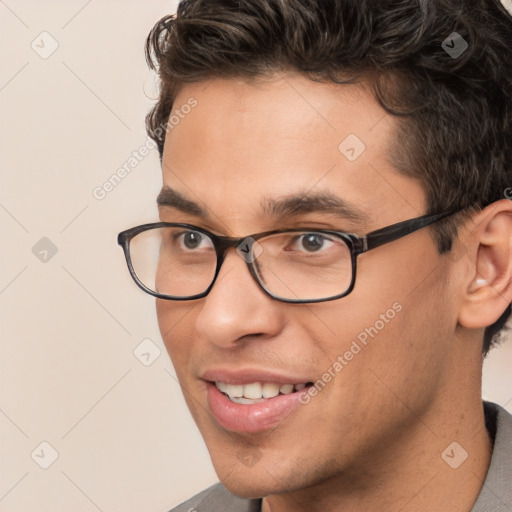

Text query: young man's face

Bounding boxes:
[156,74,457,497]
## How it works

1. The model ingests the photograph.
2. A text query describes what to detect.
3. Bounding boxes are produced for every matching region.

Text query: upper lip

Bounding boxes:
[201,367,312,385]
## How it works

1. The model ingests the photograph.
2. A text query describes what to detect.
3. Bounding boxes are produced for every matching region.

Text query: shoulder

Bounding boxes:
[167,483,261,512]
[471,401,512,512]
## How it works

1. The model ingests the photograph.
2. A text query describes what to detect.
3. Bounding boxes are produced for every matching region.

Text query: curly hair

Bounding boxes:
[144,0,512,355]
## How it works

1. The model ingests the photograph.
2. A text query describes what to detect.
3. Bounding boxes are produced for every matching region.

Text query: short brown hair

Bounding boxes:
[145,0,512,354]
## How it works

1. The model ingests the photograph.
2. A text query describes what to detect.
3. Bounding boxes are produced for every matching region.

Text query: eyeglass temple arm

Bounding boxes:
[360,211,459,254]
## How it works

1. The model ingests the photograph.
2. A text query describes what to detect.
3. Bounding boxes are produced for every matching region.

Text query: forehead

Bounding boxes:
[160,74,426,234]
[172,74,382,147]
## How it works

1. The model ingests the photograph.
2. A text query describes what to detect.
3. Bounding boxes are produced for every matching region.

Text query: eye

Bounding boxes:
[290,233,335,253]
[173,230,213,251]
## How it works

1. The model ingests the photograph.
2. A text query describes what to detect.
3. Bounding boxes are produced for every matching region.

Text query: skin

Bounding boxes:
[155,73,512,511]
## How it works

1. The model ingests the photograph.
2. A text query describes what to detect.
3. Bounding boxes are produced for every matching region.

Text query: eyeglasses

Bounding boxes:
[117,210,459,304]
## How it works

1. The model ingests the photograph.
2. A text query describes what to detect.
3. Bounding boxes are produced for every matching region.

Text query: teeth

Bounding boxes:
[230,396,266,404]
[262,382,280,398]
[279,384,294,394]
[216,381,228,393]
[243,382,262,399]
[226,384,243,398]
[215,381,307,401]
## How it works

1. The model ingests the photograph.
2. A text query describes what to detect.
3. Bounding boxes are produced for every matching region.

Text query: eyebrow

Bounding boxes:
[157,186,370,227]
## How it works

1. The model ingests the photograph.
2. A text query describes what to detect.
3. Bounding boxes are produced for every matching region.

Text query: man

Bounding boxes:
[117,0,512,510]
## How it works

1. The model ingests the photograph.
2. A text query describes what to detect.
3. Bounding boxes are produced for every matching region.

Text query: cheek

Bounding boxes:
[155,299,196,369]
[305,250,453,406]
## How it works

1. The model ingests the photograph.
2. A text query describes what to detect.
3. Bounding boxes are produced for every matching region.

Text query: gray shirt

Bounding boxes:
[169,401,512,511]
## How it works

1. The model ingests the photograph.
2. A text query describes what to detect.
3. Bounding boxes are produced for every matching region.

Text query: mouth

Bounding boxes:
[203,375,314,433]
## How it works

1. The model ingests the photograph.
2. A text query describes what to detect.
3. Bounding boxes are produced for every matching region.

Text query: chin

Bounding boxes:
[217,470,278,500]
[211,449,315,500]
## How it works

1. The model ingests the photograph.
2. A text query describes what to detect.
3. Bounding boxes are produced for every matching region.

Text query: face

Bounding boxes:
[156,74,456,497]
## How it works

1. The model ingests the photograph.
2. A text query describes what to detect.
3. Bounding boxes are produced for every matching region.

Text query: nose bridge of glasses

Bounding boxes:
[213,234,241,256]
[212,234,260,271]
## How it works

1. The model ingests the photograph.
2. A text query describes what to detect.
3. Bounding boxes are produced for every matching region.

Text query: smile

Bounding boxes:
[215,381,310,403]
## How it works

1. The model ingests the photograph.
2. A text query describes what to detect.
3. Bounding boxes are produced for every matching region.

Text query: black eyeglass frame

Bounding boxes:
[117,209,460,304]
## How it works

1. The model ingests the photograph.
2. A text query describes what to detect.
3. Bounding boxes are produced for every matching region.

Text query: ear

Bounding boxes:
[458,199,512,329]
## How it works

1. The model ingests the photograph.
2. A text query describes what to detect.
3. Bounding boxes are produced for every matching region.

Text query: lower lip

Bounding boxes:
[206,382,308,433]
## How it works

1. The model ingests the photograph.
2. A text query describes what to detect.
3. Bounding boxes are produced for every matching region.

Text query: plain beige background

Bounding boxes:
[1,1,511,511]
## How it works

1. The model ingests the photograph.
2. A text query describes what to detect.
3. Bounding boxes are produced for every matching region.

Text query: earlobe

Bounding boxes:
[458,200,512,329]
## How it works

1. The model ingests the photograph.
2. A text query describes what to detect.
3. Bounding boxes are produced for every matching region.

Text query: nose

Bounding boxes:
[194,247,283,348]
